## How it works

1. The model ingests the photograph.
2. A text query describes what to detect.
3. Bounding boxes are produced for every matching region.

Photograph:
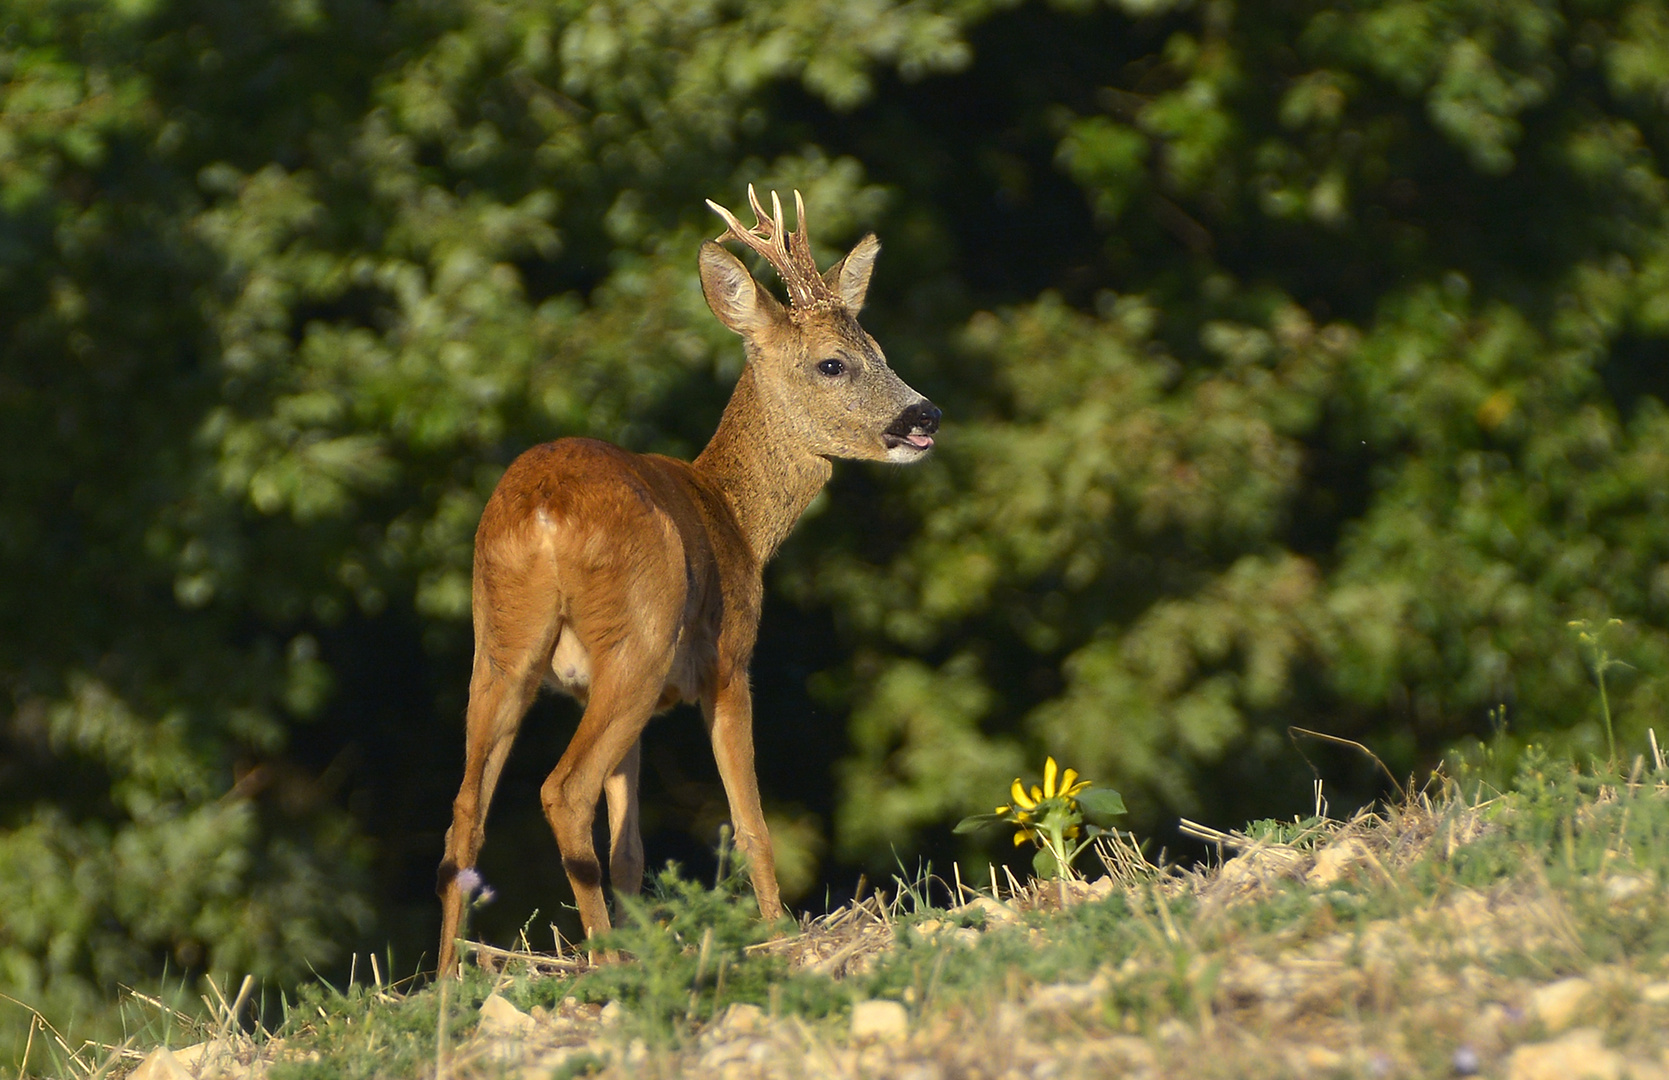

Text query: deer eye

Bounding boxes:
[816,358,846,377]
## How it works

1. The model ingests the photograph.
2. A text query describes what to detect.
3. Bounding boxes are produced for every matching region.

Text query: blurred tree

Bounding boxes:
[0,0,991,1051]
[4,0,1669,1054]
[791,0,1669,863]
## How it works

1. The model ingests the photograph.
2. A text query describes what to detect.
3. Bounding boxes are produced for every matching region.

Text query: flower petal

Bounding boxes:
[1060,768,1079,793]
[1031,785,1043,805]
[1011,779,1037,809]
[1013,829,1030,847]
[995,804,1010,815]
[1043,757,1058,799]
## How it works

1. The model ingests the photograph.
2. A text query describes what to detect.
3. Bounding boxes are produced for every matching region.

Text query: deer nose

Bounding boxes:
[903,401,941,435]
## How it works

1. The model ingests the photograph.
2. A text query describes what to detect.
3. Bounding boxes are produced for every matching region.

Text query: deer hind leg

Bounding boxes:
[437,575,562,975]
[603,737,645,904]
[703,674,784,922]
[540,653,669,942]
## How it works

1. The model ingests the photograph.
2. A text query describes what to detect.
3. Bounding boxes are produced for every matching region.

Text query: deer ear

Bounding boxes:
[824,234,880,314]
[700,241,785,336]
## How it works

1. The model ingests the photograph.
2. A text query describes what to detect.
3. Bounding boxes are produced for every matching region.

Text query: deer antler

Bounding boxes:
[706,184,837,314]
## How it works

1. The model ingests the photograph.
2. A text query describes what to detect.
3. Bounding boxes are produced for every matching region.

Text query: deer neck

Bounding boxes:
[694,364,833,564]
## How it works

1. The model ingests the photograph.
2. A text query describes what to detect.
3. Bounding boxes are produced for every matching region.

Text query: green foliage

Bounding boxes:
[538,859,844,1040]
[270,972,493,1080]
[798,0,1669,865]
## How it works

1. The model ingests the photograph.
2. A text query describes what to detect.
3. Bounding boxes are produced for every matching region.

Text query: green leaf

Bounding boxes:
[1076,788,1127,826]
[1033,846,1061,879]
[953,813,1003,834]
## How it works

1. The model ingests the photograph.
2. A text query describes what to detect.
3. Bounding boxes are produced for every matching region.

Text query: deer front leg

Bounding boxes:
[703,674,784,922]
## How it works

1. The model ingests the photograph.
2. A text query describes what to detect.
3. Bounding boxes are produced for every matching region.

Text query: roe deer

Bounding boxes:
[436,187,941,974]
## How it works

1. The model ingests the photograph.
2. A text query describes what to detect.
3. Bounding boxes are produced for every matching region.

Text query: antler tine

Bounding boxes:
[705,184,837,313]
[790,189,813,258]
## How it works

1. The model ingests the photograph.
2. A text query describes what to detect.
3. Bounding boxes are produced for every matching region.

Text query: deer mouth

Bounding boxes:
[882,432,935,452]
[882,401,942,456]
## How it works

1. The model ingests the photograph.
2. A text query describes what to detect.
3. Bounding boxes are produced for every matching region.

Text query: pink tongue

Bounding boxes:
[906,434,934,448]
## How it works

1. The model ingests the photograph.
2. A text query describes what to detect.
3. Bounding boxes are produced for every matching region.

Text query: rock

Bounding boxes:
[1603,874,1650,902]
[478,992,536,1037]
[525,1045,608,1079]
[1642,981,1669,1005]
[851,999,909,1043]
[1506,1028,1622,1080]
[1028,978,1106,1014]
[910,918,944,938]
[895,1063,945,1080]
[1306,837,1370,887]
[699,1039,751,1071]
[956,895,1022,926]
[715,1002,764,1035]
[1529,977,1592,1034]
[1623,1058,1669,1080]
[599,1000,625,1027]
[170,1043,210,1069]
[128,1048,195,1080]
[1298,1044,1344,1070]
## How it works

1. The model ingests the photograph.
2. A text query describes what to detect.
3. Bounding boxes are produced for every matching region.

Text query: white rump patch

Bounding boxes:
[549,627,592,693]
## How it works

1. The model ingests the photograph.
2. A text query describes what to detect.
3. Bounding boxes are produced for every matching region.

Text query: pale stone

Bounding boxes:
[1028,980,1104,1013]
[170,1042,210,1068]
[1306,837,1370,888]
[715,1002,764,1035]
[1605,874,1650,902]
[910,918,944,938]
[699,1039,751,1070]
[128,1048,195,1080]
[1300,1044,1344,1070]
[1529,977,1593,1033]
[1622,1058,1669,1080]
[599,1000,625,1027]
[523,1045,607,1080]
[478,992,536,1037]
[1506,1028,1622,1080]
[1642,981,1669,1005]
[850,999,909,1042]
[896,1063,945,1080]
[1215,846,1307,894]
[958,895,1022,925]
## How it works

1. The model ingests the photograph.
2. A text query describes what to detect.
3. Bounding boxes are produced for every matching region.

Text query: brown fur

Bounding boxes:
[436,191,938,974]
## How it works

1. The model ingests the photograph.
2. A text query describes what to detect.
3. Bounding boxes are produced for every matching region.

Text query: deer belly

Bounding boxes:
[549,628,592,694]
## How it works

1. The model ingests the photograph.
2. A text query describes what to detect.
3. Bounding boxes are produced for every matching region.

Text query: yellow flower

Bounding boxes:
[1035,757,1093,801]
[1010,778,1037,810]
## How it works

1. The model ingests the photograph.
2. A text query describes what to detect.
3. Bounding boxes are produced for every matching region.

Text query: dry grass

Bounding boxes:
[89,759,1669,1080]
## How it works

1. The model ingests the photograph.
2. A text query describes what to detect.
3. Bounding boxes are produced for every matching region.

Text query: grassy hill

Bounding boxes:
[20,748,1669,1080]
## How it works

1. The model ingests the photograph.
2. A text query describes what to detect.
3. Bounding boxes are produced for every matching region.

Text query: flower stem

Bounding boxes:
[1599,654,1616,765]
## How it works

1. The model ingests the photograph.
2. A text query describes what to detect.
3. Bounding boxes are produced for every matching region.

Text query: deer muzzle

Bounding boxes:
[883,400,942,456]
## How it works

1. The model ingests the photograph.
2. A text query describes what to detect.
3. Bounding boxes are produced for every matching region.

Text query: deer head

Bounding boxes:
[699,186,940,464]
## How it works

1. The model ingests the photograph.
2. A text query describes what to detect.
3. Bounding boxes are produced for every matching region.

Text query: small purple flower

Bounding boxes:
[456,867,483,899]
[1452,1046,1480,1075]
